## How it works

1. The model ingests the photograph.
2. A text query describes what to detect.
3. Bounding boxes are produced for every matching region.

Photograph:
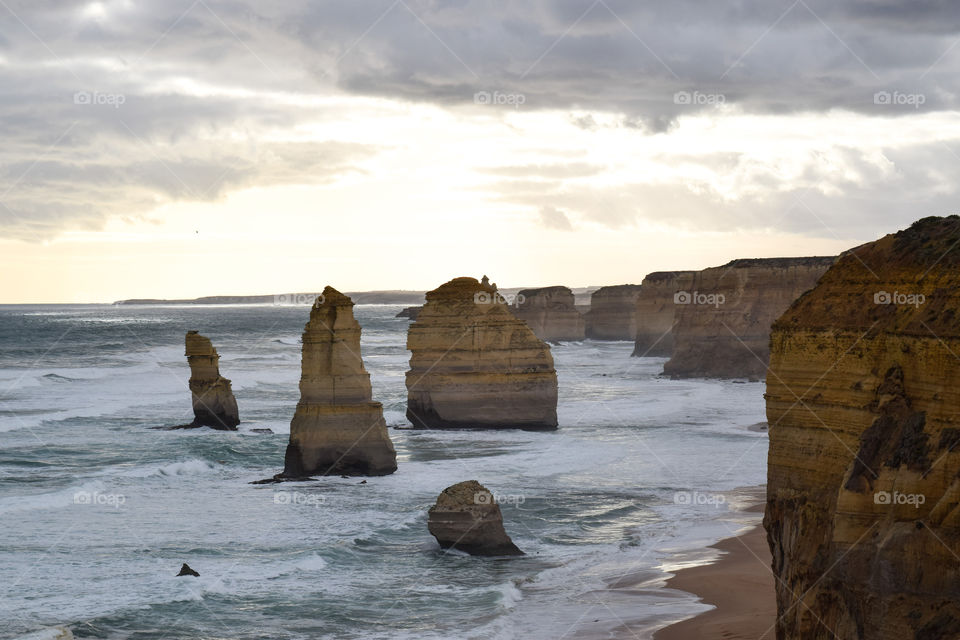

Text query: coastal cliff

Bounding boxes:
[765,216,960,639]
[405,276,558,429]
[511,286,585,342]
[184,331,239,430]
[663,257,834,379]
[282,287,397,477]
[631,271,695,357]
[585,285,643,340]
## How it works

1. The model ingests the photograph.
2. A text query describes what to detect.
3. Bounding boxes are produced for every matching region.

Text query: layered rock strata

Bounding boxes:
[765,216,960,639]
[427,480,523,556]
[282,287,397,477]
[585,285,643,340]
[405,276,558,429]
[184,331,239,430]
[511,285,585,342]
[663,257,834,379]
[631,271,695,357]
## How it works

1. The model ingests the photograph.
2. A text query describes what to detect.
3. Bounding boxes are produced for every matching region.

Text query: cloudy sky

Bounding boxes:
[1,0,958,302]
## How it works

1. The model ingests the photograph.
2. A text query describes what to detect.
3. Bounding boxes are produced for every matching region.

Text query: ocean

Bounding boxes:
[0,303,767,639]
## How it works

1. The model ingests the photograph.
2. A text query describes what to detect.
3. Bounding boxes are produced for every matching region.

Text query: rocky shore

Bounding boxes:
[765,217,960,638]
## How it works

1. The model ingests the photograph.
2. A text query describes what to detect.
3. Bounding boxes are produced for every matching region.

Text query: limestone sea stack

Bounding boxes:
[631,271,695,357]
[511,285,585,342]
[585,284,643,340]
[184,331,239,430]
[427,480,523,556]
[765,216,960,639]
[662,257,834,380]
[282,287,397,477]
[406,276,558,429]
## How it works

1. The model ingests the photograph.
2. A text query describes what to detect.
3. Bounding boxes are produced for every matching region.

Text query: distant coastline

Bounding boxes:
[114,287,598,307]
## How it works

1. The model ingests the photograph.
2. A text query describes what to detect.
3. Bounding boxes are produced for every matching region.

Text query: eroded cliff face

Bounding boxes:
[283,286,397,477]
[631,271,695,357]
[511,286,585,342]
[585,285,643,340]
[765,216,960,639]
[185,331,239,430]
[406,276,558,429]
[663,257,834,379]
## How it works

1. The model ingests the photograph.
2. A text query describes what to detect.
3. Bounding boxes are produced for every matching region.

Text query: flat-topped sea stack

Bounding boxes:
[585,285,643,340]
[406,276,558,429]
[631,271,695,357]
[765,216,960,639]
[427,480,523,556]
[663,257,834,379]
[511,286,585,342]
[282,286,397,477]
[184,331,239,430]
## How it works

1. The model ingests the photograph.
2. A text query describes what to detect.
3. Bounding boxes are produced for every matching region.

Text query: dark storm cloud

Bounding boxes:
[0,0,958,239]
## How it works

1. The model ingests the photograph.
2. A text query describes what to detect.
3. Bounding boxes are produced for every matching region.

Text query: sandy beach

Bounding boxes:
[654,502,776,640]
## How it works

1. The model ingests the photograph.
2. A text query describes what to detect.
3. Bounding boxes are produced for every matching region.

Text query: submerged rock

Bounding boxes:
[405,276,558,429]
[176,563,199,577]
[663,257,834,379]
[281,287,397,478]
[765,216,960,639]
[427,480,523,556]
[183,331,239,430]
[584,284,643,340]
[511,285,585,342]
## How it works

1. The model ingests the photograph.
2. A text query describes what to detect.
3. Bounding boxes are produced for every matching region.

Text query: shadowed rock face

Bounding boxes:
[396,306,421,320]
[511,285,585,342]
[185,331,239,430]
[282,286,397,477]
[631,271,696,357]
[663,257,834,380]
[427,480,523,556]
[405,276,558,430]
[585,284,643,340]
[765,216,960,639]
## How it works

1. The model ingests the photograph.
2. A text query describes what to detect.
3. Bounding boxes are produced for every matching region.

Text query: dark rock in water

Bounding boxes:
[176,563,199,577]
[396,306,422,320]
[427,480,523,556]
[250,428,274,434]
[182,331,240,430]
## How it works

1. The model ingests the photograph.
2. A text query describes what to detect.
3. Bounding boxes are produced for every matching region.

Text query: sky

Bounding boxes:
[1,0,959,303]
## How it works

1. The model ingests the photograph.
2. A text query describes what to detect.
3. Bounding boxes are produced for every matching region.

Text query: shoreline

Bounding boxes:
[653,500,776,640]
